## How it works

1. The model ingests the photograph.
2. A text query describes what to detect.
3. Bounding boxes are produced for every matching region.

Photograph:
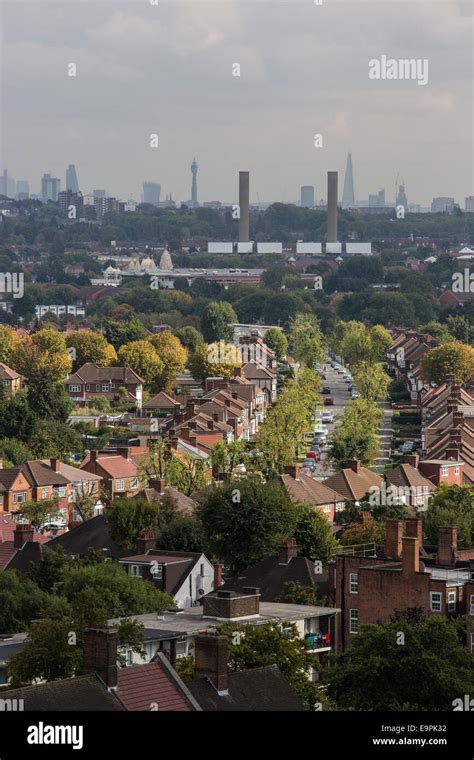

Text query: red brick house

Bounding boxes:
[66,363,144,409]
[80,451,140,499]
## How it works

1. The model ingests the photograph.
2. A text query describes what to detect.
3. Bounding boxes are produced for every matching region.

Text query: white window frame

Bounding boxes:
[454,466,460,475]
[447,590,456,612]
[69,384,81,392]
[101,383,109,392]
[441,467,448,476]
[470,594,474,616]
[349,608,358,634]
[430,592,442,612]
[115,479,125,492]
[95,384,100,391]
[130,564,143,578]
[13,491,28,504]
[349,573,358,594]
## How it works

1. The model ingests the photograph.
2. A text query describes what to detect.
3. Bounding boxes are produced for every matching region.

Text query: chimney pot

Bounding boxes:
[83,627,118,688]
[385,519,404,560]
[278,537,299,565]
[437,526,457,567]
[402,536,420,575]
[13,523,34,548]
[194,632,228,693]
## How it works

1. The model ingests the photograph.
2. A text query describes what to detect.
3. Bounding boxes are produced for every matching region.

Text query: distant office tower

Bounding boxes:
[191,158,198,206]
[41,173,61,201]
[466,196,474,213]
[0,170,7,196]
[66,164,79,193]
[239,171,250,242]
[431,197,455,213]
[16,180,30,200]
[342,153,355,209]
[143,182,161,205]
[368,189,385,208]
[94,196,119,220]
[327,171,338,242]
[93,189,106,198]
[301,186,315,208]
[58,190,83,216]
[396,184,408,209]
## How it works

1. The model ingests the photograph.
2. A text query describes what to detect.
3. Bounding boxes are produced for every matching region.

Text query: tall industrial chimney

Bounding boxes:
[327,171,338,243]
[239,171,250,242]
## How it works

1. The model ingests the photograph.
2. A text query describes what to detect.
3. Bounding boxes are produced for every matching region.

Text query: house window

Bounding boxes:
[86,384,90,391]
[200,563,204,577]
[101,384,109,392]
[349,573,358,594]
[447,590,456,613]
[130,564,143,578]
[69,384,81,392]
[126,649,133,665]
[455,466,460,475]
[41,487,49,499]
[151,562,162,579]
[441,467,448,476]
[470,594,474,616]
[176,641,186,657]
[430,592,442,612]
[323,504,331,513]
[56,487,67,498]
[13,491,27,504]
[95,384,100,391]
[115,479,125,492]
[349,609,358,634]
[130,478,138,489]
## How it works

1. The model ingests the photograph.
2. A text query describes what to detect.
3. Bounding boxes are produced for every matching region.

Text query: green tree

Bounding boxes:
[0,571,64,634]
[424,484,474,547]
[264,327,288,361]
[218,620,331,710]
[446,315,470,343]
[158,515,207,553]
[66,331,117,368]
[8,617,82,687]
[327,616,474,710]
[293,506,340,565]
[353,361,390,402]
[165,455,210,496]
[288,313,325,368]
[148,330,188,392]
[198,477,296,572]
[15,498,63,530]
[421,341,474,384]
[200,301,238,342]
[27,365,73,421]
[279,581,322,606]
[117,340,163,387]
[108,498,160,549]
[175,325,204,352]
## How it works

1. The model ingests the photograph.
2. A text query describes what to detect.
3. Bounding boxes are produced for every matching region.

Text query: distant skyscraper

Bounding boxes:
[93,189,106,198]
[396,184,408,209]
[465,196,474,213]
[41,173,60,201]
[191,158,198,205]
[342,153,355,209]
[368,189,385,208]
[66,164,79,193]
[0,170,7,196]
[143,182,161,205]
[301,186,315,208]
[431,197,455,213]
[16,180,30,199]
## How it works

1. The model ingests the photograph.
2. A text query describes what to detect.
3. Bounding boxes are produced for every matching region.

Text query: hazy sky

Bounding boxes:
[1,0,472,206]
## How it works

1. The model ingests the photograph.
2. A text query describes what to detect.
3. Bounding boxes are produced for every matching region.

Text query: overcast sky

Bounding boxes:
[1,0,472,206]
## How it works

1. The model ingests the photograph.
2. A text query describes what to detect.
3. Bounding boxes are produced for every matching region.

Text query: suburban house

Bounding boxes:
[276,467,346,522]
[0,362,23,394]
[322,459,383,504]
[331,518,474,651]
[241,362,277,403]
[66,363,144,409]
[80,451,140,499]
[387,330,438,400]
[134,479,197,516]
[118,546,215,608]
[141,391,182,418]
[386,460,436,511]
[0,516,49,571]
[219,538,331,604]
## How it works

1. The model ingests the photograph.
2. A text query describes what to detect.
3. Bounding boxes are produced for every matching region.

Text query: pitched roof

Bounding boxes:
[0,362,21,381]
[143,391,180,409]
[68,362,144,386]
[48,514,127,559]
[387,464,436,492]
[185,665,305,711]
[135,485,196,516]
[81,454,138,478]
[322,466,383,501]
[2,675,124,711]
[115,656,199,711]
[221,554,328,602]
[0,513,49,570]
[40,460,102,484]
[21,461,69,488]
[278,473,346,506]
[242,362,275,380]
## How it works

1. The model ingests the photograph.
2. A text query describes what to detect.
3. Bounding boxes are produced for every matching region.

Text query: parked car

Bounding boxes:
[324,397,335,405]
[313,431,327,443]
[400,441,415,453]
[351,390,360,399]
[322,411,334,423]
[302,458,316,472]
[322,387,331,395]
[306,451,320,461]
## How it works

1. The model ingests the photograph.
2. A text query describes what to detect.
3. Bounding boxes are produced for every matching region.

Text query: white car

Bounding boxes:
[351,390,360,399]
[321,411,334,424]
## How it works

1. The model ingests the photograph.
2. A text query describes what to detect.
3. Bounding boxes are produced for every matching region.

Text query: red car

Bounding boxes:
[306,451,320,461]
[324,397,334,406]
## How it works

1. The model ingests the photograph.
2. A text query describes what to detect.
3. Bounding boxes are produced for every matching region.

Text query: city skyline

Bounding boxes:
[1,1,472,206]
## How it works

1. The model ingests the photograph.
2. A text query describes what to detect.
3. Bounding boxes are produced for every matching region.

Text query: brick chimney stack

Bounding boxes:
[437,526,457,567]
[213,562,223,590]
[403,454,419,469]
[83,627,118,688]
[402,536,420,575]
[385,520,404,560]
[194,632,228,694]
[135,530,157,554]
[283,465,299,479]
[50,458,61,473]
[13,523,34,548]
[148,478,166,494]
[343,459,361,474]
[278,537,299,565]
[405,518,423,546]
